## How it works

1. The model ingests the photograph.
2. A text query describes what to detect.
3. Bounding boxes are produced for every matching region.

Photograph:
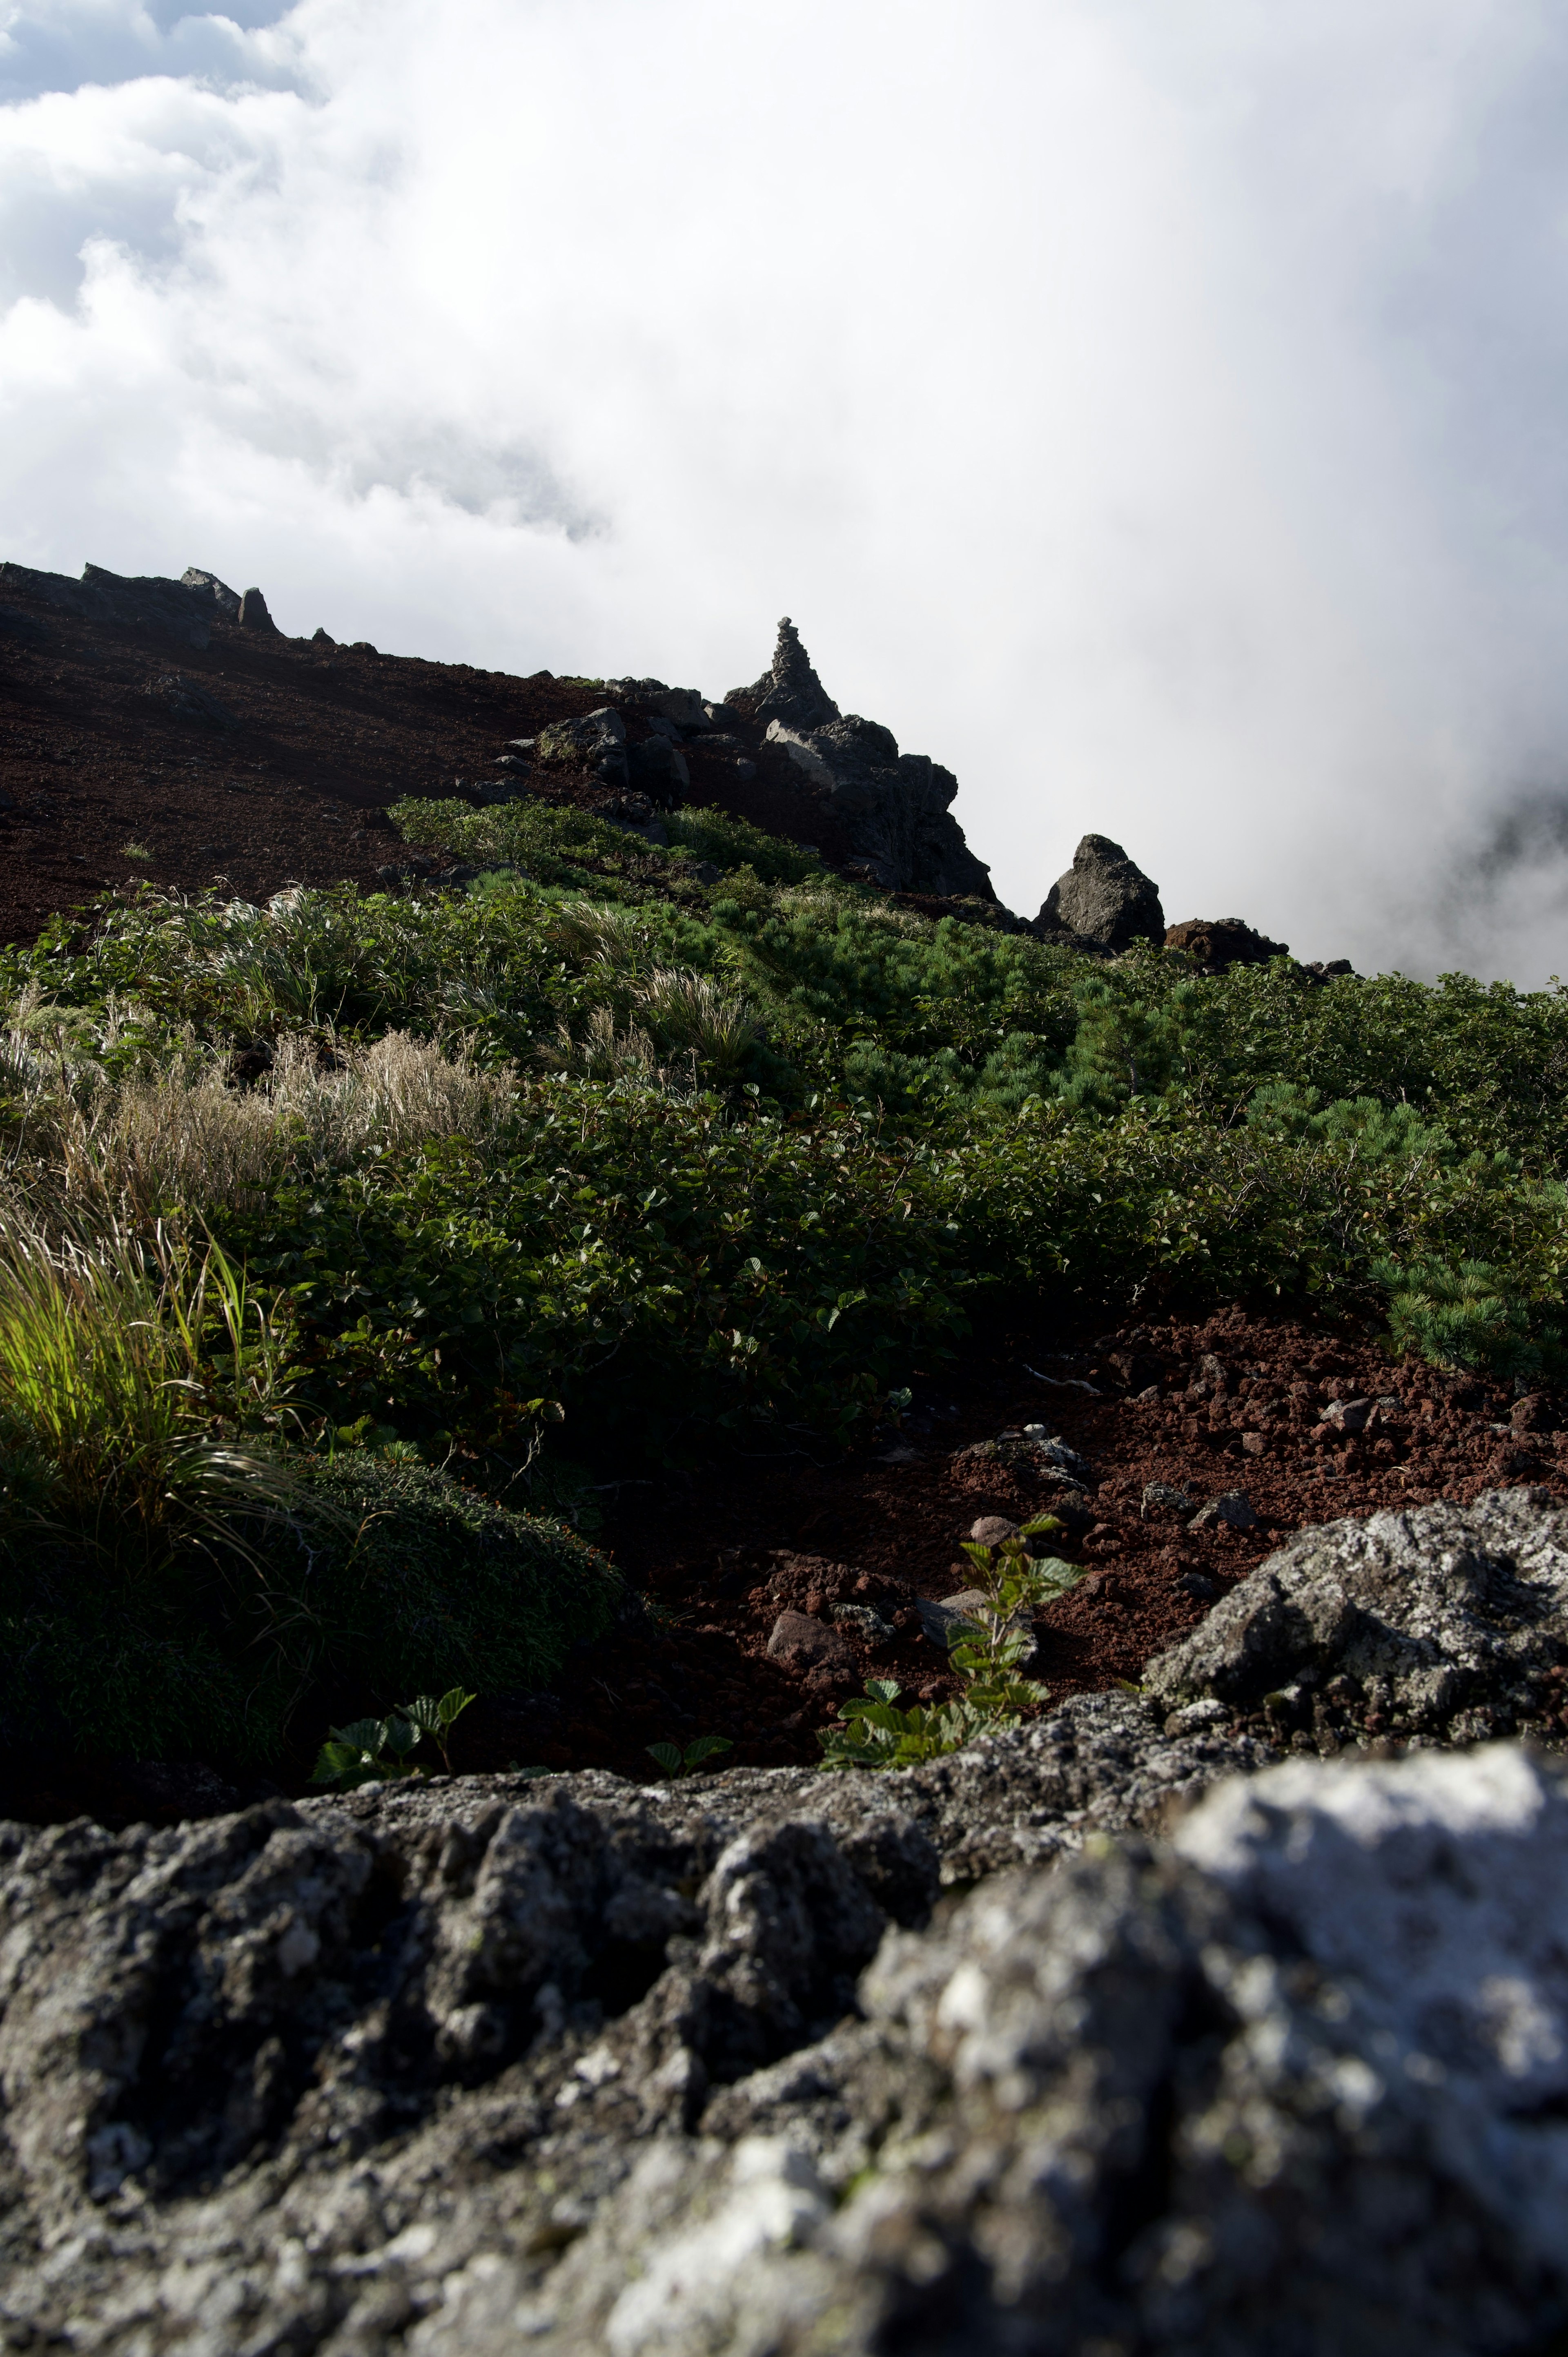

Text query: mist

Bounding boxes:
[4,0,1568,979]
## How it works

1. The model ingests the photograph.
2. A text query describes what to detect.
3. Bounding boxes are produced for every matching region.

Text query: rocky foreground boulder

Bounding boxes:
[4,1490,1568,2353]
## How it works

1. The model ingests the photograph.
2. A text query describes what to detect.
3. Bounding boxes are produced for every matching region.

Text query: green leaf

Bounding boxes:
[332,1717,390,1755]
[646,1742,684,1777]
[682,1735,734,1769]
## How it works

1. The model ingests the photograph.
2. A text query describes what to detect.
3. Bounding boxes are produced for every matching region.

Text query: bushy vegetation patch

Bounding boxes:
[4,809,1568,1757]
[0,1448,620,1763]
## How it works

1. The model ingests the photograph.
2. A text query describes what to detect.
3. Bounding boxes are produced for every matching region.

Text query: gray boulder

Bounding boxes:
[539,706,631,792]
[1036,831,1165,949]
[1145,1485,1568,1746]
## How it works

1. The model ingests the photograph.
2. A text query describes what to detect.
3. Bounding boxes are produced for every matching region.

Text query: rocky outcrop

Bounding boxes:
[0,559,272,649]
[728,622,995,899]
[1146,1486,1568,1748]
[180,566,242,620]
[1036,831,1165,950]
[728,615,840,732]
[1165,915,1288,970]
[0,559,225,650]
[238,584,278,632]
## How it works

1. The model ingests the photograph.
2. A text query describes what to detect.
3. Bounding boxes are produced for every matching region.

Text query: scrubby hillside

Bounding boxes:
[3,560,1568,1815]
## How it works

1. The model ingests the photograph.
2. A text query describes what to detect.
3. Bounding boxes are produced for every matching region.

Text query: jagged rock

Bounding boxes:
[729,615,841,731]
[1036,832,1165,950]
[0,559,213,649]
[627,735,688,807]
[238,584,278,631]
[9,1728,1568,2352]
[762,712,993,898]
[727,624,995,899]
[180,566,242,620]
[1165,915,1288,970]
[1146,1485,1568,1744]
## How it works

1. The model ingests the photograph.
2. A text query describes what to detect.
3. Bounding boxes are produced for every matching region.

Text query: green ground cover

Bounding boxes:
[2,793,1565,1757]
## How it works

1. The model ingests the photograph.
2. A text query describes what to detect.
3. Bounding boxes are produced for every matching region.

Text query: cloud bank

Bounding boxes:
[4,0,1568,979]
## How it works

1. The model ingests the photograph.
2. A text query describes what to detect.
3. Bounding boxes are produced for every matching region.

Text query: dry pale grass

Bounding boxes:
[4,1030,518,1221]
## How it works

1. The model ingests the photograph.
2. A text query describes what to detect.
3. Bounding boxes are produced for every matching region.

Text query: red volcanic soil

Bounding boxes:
[16,1302,1566,1827]
[0,576,855,948]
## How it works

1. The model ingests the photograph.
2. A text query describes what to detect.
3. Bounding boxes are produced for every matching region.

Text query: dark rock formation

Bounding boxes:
[729,614,841,731]
[238,584,278,631]
[1036,832,1165,950]
[1146,1486,1568,1746]
[539,706,631,793]
[1165,915,1288,970]
[0,558,217,649]
[152,672,241,728]
[724,621,995,899]
[180,566,242,620]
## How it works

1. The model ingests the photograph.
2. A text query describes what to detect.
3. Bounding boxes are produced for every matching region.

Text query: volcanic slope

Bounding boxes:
[0,567,991,945]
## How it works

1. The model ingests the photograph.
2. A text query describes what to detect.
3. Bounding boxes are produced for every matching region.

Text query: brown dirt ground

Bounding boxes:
[0,578,867,944]
[13,1302,1564,1827]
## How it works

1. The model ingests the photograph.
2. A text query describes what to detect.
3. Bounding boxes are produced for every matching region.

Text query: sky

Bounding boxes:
[4,0,1568,979]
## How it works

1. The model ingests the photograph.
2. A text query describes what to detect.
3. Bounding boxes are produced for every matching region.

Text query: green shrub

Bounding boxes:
[266,1451,623,1704]
[0,1448,621,1764]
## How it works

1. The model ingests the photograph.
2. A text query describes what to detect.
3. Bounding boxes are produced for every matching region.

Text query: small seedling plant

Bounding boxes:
[818,1516,1082,1770]
[310,1686,477,1788]
[646,1734,734,1778]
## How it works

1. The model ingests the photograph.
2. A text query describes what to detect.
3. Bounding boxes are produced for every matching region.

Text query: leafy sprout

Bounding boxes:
[646,1733,734,1778]
[310,1684,477,1787]
[819,1515,1082,1771]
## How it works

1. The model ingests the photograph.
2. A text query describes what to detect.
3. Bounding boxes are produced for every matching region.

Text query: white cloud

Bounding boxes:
[4,0,1568,977]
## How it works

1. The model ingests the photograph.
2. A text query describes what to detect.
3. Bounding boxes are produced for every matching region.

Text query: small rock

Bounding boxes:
[1163,1697,1228,1737]
[915,1591,987,1647]
[1241,1432,1266,1455]
[1514,1394,1557,1436]
[1180,1571,1220,1601]
[1163,916,1289,971]
[1323,1397,1372,1433]
[1188,1491,1258,1533]
[1021,1427,1092,1480]
[829,1603,895,1647]
[766,1611,854,1671]
[1142,1481,1198,1519]
[969,1516,1019,1547]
